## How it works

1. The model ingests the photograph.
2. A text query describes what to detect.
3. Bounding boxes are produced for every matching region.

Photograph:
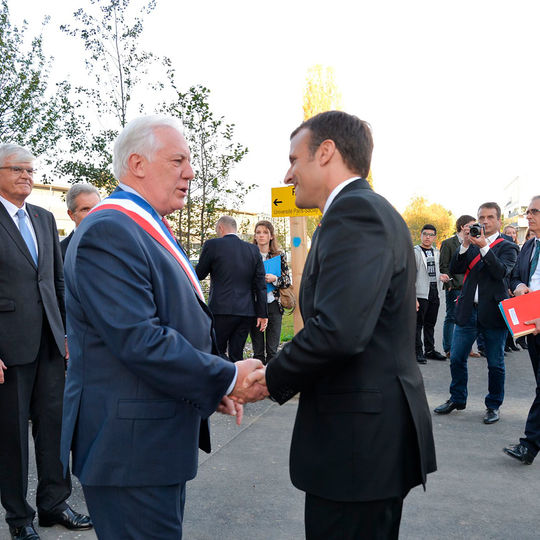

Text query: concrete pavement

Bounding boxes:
[2,293,539,539]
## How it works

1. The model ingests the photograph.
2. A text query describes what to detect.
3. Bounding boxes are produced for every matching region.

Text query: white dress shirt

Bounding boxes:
[0,194,39,258]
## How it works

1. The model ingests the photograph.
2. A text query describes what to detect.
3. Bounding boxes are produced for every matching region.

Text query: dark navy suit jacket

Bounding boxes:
[509,237,537,291]
[196,234,267,318]
[61,197,236,487]
[450,236,519,328]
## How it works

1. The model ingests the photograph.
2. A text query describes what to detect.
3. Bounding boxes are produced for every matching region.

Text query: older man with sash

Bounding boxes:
[61,116,266,539]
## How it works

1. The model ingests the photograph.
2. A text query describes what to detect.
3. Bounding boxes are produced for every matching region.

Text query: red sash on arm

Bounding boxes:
[463,237,504,284]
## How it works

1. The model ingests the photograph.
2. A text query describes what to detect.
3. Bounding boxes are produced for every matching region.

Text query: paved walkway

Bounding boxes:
[2,294,539,538]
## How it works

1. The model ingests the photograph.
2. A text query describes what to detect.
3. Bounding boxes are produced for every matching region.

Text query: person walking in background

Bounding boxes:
[439,215,476,358]
[414,224,448,363]
[60,183,101,260]
[504,195,540,464]
[196,216,268,362]
[249,220,291,365]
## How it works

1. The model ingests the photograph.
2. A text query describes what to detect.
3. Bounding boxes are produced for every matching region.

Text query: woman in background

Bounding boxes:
[249,220,291,364]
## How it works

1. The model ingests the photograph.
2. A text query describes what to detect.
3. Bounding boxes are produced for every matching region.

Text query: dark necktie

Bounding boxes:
[16,208,38,266]
[529,240,540,286]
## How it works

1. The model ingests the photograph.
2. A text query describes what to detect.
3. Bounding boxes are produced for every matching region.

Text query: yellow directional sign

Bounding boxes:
[271,186,322,218]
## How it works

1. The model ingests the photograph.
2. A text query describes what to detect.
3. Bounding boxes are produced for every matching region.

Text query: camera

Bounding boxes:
[469,223,485,238]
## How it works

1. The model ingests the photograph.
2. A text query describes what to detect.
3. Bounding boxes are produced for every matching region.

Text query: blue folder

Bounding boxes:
[264,255,281,292]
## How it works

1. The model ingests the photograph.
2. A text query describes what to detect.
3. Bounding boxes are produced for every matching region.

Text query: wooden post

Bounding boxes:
[289,216,308,333]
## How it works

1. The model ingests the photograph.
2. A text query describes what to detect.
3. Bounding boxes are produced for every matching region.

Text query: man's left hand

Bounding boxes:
[524,318,540,335]
[217,396,244,425]
[256,318,268,332]
[440,273,450,283]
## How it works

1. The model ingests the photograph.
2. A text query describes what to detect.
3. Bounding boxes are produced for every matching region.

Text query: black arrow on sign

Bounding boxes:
[273,198,283,206]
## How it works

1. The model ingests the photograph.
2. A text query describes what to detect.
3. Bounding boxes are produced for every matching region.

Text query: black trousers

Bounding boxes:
[305,493,403,540]
[521,333,540,456]
[0,320,71,527]
[250,300,282,365]
[213,314,254,362]
[83,483,186,540]
[416,286,440,355]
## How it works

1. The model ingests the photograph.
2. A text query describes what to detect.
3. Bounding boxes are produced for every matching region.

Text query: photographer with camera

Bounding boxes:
[434,202,519,424]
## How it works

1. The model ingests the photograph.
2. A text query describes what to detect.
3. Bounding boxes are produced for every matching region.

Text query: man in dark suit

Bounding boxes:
[434,202,519,424]
[504,195,540,464]
[61,116,266,539]
[196,216,267,362]
[242,111,436,539]
[60,183,100,260]
[0,144,92,540]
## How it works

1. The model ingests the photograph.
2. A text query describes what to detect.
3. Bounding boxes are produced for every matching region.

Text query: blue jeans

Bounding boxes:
[442,289,460,353]
[449,306,506,409]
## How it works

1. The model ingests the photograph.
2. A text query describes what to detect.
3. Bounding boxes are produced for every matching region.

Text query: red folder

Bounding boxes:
[499,290,540,338]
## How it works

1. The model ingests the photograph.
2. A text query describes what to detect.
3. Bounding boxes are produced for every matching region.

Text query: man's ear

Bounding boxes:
[317,139,336,166]
[127,153,145,178]
[67,209,76,223]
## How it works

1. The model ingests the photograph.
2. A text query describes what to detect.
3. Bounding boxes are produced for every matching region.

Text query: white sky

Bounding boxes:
[9,0,540,217]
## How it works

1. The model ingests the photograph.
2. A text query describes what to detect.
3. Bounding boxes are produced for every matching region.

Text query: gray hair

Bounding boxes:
[0,144,35,166]
[66,183,101,212]
[217,215,237,233]
[112,115,185,180]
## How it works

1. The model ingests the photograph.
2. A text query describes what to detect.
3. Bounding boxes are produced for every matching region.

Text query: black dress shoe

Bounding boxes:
[38,505,93,531]
[503,443,535,464]
[9,524,40,540]
[509,343,519,352]
[504,345,512,352]
[483,408,500,424]
[516,337,528,350]
[425,350,447,360]
[434,400,466,414]
[416,354,427,364]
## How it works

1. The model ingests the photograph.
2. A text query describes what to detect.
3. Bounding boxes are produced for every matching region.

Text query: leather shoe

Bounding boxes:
[9,524,40,540]
[516,337,528,350]
[425,350,446,360]
[483,408,500,424]
[508,343,519,352]
[434,400,466,414]
[416,355,427,364]
[38,505,92,531]
[503,443,535,464]
[504,345,512,353]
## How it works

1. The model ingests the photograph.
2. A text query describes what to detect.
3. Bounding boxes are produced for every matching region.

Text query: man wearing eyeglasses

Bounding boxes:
[414,224,449,364]
[504,196,540,464]
[0,144,91,540]
[434,202,519,425]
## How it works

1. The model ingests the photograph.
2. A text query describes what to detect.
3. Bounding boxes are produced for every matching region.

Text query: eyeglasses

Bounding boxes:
[422,232,436,237]
[0,166,37,176]
[526,208,540,216]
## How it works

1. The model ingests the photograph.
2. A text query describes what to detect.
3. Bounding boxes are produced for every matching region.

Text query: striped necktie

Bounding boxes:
[530,239,540,286]
[16,208,38,266]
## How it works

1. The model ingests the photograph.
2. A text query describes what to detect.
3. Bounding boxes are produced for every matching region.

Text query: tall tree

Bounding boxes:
[0,0,70,178]
[57,0,159,191]
[159,83,251,257]
[402,196,455,246]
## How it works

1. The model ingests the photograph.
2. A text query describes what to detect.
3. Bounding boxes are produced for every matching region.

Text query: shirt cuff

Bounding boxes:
[226,365,238,396]
[480,244,490,257]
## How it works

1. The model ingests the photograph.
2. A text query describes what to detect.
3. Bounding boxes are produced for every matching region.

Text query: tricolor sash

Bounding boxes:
[89,191,205,302]
[463,236,504,284]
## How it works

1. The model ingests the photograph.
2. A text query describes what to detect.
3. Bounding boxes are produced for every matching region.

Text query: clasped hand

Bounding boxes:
[230,358,269,404]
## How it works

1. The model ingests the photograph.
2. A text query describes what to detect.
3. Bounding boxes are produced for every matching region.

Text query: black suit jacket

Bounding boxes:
[439,234,465,290]
[60,230,74,260]
[266,179,436,502]
[0,201,66,366]
[196,234,267,318]
[509,237,537,292]
[450,236,519,328]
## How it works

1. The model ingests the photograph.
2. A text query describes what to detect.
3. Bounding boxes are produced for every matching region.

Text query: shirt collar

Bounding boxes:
[487,231,500,245]
[118,182,162,218]
[323,177,361,215]
[0,194,27,217]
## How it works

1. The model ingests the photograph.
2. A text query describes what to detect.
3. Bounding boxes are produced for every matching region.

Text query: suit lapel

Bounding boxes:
[0,201,37,268]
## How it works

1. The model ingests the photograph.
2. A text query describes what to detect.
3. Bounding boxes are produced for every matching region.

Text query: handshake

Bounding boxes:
[217,359,269,426]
